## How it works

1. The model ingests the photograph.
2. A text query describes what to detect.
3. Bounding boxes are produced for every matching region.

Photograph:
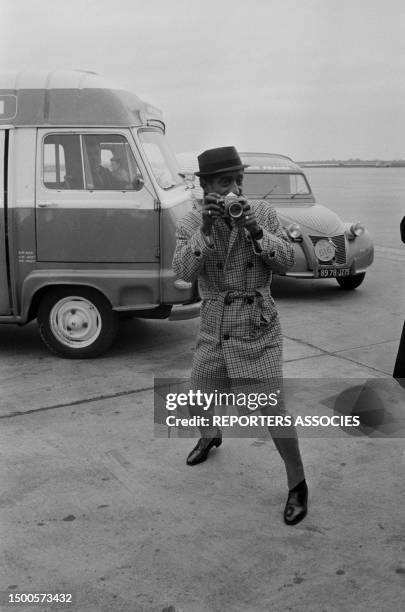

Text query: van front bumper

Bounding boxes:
[168,300,201,321]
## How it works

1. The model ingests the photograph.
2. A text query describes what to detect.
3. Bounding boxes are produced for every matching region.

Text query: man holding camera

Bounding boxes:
[172,146,308,525]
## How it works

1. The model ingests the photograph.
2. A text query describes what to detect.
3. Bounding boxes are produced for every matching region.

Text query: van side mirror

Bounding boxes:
[132,175,144,191]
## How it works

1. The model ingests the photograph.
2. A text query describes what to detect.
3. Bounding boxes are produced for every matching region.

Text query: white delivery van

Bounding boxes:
[0,70,198,358]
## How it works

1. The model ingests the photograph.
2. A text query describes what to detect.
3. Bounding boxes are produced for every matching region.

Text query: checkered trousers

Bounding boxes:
[172,200,294,381]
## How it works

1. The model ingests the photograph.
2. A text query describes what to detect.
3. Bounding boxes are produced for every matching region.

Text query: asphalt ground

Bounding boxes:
[0,247,404,612]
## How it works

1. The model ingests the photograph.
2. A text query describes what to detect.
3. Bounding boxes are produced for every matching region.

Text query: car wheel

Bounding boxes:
[336,272,366,290]
[38,287,118,358]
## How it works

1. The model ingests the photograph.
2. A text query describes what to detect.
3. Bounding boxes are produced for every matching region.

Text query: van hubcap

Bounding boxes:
[50,297,102,348]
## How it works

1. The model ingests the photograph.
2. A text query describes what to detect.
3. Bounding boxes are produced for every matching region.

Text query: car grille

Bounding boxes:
[309,234,346,265]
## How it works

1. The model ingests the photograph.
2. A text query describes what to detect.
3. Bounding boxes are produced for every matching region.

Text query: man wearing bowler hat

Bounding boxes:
[172,146,308,525]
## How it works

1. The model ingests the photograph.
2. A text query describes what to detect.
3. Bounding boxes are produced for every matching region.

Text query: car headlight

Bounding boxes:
[286,223,302,240]
[349,222,365,238]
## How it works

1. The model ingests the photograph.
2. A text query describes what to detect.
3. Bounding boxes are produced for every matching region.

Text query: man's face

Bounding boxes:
[203,170,244,196]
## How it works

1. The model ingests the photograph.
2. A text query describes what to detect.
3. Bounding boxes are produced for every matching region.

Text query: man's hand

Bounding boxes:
[201,193,223,235]
[234,198,262,236]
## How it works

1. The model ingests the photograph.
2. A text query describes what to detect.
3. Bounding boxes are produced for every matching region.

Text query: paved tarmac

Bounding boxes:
[0,249,404,612]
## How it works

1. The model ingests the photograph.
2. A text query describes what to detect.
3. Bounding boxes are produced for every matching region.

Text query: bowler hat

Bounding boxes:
[195,146,248,176]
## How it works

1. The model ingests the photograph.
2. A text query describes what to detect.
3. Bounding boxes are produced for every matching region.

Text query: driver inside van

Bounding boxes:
[86,144,116,190]
[110,156,130,187]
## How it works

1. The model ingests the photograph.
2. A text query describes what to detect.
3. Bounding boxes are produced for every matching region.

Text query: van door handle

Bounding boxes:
[37,202,58,207]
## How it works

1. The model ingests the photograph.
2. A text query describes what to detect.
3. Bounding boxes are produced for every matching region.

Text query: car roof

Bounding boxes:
[240,153,303,173]
[177,151,303,174]
[0,69,163,128]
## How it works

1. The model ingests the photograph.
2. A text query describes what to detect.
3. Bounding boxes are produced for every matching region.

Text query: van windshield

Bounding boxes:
[138,129,183,190]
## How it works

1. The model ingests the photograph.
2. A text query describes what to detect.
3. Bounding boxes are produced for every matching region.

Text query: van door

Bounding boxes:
[0,129,11,314]
[35,130,159,263]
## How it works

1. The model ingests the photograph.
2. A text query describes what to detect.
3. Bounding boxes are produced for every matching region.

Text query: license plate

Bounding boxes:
[318,268,351,278]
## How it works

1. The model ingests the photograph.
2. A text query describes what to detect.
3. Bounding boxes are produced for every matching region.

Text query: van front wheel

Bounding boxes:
[38,288,118,358]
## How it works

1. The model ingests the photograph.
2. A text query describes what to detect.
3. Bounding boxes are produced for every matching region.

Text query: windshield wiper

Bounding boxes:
[263,185,279,198]
[178,172,195,190]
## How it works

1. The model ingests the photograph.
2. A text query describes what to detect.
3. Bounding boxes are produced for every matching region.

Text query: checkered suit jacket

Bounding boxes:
[172,200,294,380]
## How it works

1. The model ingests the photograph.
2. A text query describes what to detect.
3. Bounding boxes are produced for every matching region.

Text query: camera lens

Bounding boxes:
[228,200,244,219]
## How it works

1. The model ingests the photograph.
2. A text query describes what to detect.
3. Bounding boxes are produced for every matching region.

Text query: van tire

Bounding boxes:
[37,287,118,358]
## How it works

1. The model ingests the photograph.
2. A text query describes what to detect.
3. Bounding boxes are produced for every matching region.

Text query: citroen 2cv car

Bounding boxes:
[177,152,374,290]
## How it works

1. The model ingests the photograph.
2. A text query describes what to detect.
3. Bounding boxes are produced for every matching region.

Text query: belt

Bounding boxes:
[201,286,270,302]
[200,286,271,339]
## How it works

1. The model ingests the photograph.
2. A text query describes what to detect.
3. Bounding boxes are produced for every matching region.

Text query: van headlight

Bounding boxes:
[286,223,302,241]
[349,222,365,239]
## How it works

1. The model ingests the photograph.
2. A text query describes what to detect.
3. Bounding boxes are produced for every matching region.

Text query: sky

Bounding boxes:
[1,0,404,160]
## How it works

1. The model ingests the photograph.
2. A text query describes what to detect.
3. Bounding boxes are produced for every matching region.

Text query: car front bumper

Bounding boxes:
[281,230,374,278]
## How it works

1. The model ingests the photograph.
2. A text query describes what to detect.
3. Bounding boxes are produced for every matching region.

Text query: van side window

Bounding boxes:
[43,134,84,189]
[43,133,143,191]
[82,134,142,190]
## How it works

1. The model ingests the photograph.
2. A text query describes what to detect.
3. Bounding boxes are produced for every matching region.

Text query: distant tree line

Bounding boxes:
[298,159,405,167]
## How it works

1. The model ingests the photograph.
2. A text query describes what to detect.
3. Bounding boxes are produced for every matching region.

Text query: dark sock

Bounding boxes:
[290,479,307,493]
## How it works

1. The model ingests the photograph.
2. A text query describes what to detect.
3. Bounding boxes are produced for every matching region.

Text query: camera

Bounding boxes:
[219,193,244,219]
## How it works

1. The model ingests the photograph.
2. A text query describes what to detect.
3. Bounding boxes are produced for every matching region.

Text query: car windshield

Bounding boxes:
[137,128,183,190]
[243,172,311,198]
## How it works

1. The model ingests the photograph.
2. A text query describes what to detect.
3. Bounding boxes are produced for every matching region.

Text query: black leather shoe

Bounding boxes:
[186,430,222,466]
[283,479,308,525]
